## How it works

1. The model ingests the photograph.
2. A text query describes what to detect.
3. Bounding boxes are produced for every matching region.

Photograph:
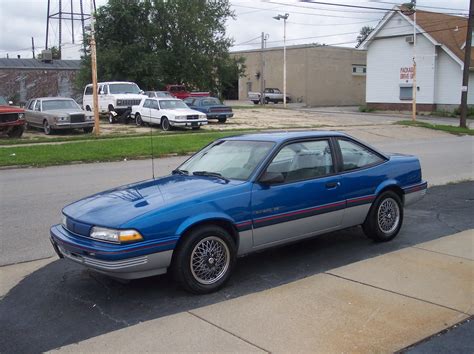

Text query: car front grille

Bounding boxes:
[64,216,91,237]
[117,99,142,107]
[186,115,199,120]
[0,113,19,123]
[70,114,85,123]
[209,107,230,113]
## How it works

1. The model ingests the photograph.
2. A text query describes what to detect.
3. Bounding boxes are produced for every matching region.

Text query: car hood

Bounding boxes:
[63,175,240,228]
[43,109,87,115]
[114,94,147,100]
[0,105,24,113]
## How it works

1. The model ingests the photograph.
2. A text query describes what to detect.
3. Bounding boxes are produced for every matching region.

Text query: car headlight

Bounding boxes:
[116,100,123,106]
[57,116,69,122]
[90,226,143,243]
[86,115,94,121]
[175,115,186,120]
[18,113,25,119]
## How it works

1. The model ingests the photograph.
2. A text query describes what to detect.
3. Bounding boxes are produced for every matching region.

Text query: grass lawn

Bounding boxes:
[396,120,474,136]
[0,131,246,168]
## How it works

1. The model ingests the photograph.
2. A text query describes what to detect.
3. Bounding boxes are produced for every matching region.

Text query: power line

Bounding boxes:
[287,18,381,27]
[369,1,468,12]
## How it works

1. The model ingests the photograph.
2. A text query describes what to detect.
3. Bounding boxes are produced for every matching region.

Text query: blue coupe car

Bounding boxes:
[184,97,233,123]
[50,132,427,293]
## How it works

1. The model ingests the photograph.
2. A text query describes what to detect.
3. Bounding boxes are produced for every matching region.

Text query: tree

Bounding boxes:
[356,26,374,47]
[37,46,61,60]
[76,0,244,97]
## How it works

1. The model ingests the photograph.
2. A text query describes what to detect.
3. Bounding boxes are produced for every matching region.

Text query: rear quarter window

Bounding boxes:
[338,139,385,171]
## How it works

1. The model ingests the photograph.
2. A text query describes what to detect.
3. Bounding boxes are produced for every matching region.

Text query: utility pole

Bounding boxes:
[273,13,289,107]
[260,32,265,105]
[31,37,35,59]
[412,0,417,121]
[460,0,474,128]
[90,0,99,135]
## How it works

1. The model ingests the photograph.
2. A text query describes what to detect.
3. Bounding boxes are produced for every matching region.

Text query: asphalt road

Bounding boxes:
[0,181,472,353]
[1,134,472,266]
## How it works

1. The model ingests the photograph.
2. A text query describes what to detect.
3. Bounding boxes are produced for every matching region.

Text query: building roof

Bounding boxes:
[362,6,471,68]
[0,58,81,70]
[408,9,473,68]
[231,43,364,55]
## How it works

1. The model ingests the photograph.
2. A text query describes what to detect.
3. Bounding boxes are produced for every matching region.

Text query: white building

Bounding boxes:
[361,6,473,111]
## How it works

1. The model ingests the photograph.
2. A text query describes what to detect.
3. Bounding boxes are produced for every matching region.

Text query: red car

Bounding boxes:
[166,84,209,100]
[0,97,25,138]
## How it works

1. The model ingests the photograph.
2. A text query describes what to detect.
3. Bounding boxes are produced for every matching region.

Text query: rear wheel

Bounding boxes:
[264,97,270,104]
[85,105,91,111]
[83,127,93,134]
[43,120,52,135]
[218,118,227,124]
[362,191,403,242]
[252,100,259,105]
[172,225,236,294]
[135,113,143,126]
[7,125,24,138]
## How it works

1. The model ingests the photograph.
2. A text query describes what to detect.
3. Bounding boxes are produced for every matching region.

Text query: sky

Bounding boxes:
[0,0,469,59]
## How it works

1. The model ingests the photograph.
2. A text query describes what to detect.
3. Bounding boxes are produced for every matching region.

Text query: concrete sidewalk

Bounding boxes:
[41,229,472,353]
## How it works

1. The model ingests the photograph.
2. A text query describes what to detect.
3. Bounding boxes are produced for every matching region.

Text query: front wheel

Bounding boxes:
[362,191,403,242]
[172,225,236,294]
[43,120,52,135]
[83,127,93,134]
[108,112,116,124]
[7,125,24,138]
[218,118,227,124]
[161,117,171,131]
[135,113,143,126]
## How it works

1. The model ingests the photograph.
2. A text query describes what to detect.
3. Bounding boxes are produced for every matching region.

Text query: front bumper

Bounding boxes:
[50,224,175,279]
[207,113,234,119]
[53,122,94,129]
[170,120,208,128]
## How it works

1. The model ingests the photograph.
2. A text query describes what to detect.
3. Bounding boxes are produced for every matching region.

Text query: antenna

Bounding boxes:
[149,104,155,179]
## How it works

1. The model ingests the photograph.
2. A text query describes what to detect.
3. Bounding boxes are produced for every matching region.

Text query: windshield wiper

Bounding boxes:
[172,169,189,175]
[192,171,230,183]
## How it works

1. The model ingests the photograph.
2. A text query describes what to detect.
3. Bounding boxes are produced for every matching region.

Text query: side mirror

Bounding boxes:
[259,171,284,184]
[140,90,145,94]
[99,90,104,95]
[8,101,13,105]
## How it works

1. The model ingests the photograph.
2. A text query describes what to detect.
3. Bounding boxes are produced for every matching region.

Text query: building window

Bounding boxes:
[400,86,413,100]
[352,65,366,76]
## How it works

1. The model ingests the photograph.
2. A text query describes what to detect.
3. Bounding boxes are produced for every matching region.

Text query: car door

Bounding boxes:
[25,99,36,125]
[32,99,43,126]
[150,99,161,124]
[251,138,344,247]
[335,137,388,228]
[98,84,106,112]
[140,99,152,123]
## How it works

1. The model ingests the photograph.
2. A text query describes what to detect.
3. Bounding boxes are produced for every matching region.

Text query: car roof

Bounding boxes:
[86,81,138,86]
[33,97,76,101]
[223,131,350,143]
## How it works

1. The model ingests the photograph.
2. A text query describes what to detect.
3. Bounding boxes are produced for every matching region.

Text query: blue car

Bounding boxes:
[184,97,234,123]
[50,131,427,293]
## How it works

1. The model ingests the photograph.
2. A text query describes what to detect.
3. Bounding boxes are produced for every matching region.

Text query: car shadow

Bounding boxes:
[1,182,472,353]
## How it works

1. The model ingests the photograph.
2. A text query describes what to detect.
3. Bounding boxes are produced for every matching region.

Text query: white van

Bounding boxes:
[83,81,147,123]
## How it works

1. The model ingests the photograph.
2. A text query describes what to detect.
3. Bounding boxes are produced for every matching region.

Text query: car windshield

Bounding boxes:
[109,83,141,94]
[179,140,275,180]
[201,98,221,106]
[156,91,172,97]
[0,96,8,105]
[42,99,81,111]
[159,100,188,110]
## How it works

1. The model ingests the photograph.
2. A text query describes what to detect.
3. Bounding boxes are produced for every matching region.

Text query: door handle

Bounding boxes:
[325,181,340,189]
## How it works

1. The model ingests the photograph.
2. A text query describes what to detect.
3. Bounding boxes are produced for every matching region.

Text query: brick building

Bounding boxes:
[0,58,81,105]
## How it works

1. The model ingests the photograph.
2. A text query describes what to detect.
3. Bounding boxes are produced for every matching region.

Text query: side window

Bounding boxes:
[98,85,104,94]
[338,139,384,171]
[266,140,334,183]
[84,86,92,95]
[151,100,159,110]
[143,99,151,108]
[102,85,108,94]
[34,100,41,111]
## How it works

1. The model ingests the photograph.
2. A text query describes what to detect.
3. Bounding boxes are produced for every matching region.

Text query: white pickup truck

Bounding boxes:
[83,81,147,124]
[248,88,291,104]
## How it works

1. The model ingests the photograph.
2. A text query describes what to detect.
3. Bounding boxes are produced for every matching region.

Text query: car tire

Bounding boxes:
[192,126,201,130]
[136,113,143,126]
[43,120,52,135]
[264,97,270,104]
[252,100,259,105]
[83,127,93,134]
[7,125,24,138]
[85,105,91,111]
[172,225,236,294]
[218,118,227,124]
[362,191,403,242]
[108,112,116,124]
[161,117,171,131]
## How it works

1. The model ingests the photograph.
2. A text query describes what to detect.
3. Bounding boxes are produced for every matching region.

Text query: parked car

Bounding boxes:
[0,96,25,138]
[131,97,207,131]
[248,88,292,104]
[83,81,147,124]
[166,84,209,100]
[146,91,173,98]
[25,97,94,135]
[50,131,427,294]
[184,97,234,123]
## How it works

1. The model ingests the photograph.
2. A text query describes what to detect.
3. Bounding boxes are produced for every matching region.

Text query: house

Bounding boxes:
[231,44,367,106]
[0,58,81,105]
[361,6,472,111]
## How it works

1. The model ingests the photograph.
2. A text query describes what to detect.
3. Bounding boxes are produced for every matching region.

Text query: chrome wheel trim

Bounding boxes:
[190,236,230,285]
[43,121,50,134]
[108,113,113,124]
[162,118,169,131]
[377,197,400,234]
[136,114,142,126]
